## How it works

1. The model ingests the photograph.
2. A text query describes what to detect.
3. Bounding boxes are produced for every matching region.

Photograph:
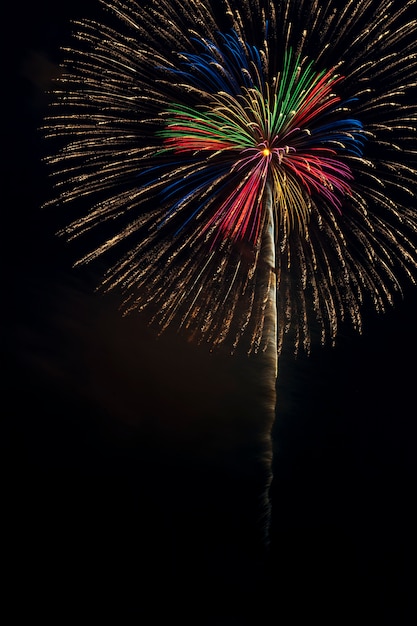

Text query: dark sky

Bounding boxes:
[4,1,417,624]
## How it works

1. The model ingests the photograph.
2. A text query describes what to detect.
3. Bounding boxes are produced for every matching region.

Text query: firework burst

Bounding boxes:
[43,0,417,356]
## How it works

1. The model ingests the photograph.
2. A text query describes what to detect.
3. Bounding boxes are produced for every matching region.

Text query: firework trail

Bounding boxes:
[43,0,417,536]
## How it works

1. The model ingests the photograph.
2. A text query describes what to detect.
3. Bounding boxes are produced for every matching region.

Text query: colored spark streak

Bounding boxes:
[284,68,344,132]
[162,124,236,152]
[285,152,354,211]
[203,151,269,246]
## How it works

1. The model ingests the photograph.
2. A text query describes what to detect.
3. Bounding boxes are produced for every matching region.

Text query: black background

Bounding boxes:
[4,1,417,623]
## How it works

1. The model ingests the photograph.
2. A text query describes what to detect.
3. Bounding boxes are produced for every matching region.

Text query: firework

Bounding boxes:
[42,0,417,543]
[44,0,417,357]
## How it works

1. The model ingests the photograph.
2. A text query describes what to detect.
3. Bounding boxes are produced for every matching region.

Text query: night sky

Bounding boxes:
[4,1,417,623]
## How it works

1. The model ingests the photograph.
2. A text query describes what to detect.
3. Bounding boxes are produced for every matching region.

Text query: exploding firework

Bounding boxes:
[43,0,417,358]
